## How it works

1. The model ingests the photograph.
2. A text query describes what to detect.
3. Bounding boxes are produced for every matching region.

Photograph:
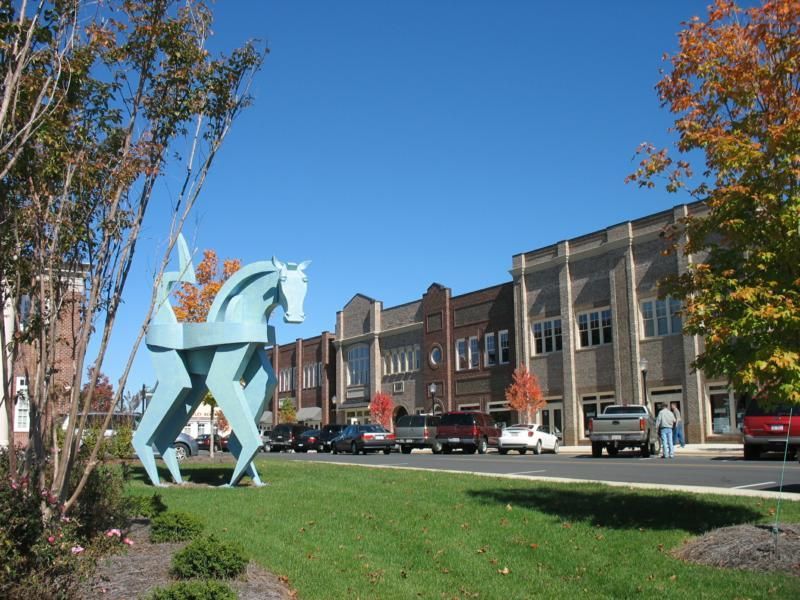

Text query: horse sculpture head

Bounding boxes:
[272,257,310,323]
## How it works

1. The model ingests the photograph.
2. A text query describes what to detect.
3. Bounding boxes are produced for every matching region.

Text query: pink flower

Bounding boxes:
[47,536,55,544]
[71,546,84,555]
[123,538,134,546]
[106,528,121,537]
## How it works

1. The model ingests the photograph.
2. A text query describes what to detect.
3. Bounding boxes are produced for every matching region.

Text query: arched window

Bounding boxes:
[347,345,370,386]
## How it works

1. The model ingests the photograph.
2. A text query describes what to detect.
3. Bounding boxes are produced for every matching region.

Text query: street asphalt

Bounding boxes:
[247,444,800,501]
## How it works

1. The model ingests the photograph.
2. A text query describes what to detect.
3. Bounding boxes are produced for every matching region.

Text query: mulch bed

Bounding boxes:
[80,520,295,599]
[673,523,800,576]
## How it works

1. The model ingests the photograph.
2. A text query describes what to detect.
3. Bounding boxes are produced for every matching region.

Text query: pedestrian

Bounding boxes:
[671,402,686,448]
[655,404,676,459]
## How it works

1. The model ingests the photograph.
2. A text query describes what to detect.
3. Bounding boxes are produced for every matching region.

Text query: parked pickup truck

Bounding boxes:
[588,405,659,457]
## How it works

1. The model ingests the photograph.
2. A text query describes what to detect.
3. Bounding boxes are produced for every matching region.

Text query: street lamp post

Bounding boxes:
[331,395,337,425]
[428,383,441,415]
[639,357,649,407]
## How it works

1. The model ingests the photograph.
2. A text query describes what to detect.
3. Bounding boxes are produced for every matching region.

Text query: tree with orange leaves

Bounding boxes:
[174,249,241,455]
[628,0,800,408]
[370,391,395,430]
[505,366,544,424]
[174,250,242,323]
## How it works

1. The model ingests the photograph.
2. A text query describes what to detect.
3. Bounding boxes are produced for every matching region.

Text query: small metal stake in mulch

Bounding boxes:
[772,406,793,556]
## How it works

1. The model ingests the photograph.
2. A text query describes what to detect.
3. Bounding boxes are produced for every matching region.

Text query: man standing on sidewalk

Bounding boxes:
[655,404,676,459]
[671,402,686,448]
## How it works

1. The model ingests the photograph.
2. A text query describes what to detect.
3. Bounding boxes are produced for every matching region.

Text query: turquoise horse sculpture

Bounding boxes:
[133,235,309,486]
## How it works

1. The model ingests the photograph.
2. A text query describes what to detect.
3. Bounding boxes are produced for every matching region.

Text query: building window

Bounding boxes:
[303,362,322,388]
[641,297,682,338]
[532,318,562,355]
[577,309,612,348]
[581,392,615,437]
[347,345,369,386]
[279,368,295,392]
[197,422,206,436]
[456,339,468,371]
[707,384,745,435]
[485,332,497,366]
[14,377,29,433]
[469,336,480,369]
[383,345,421,375]
[499,330,510,364]
[429,345,442,367]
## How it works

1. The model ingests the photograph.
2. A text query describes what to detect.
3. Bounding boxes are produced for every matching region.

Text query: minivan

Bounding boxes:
[267,423,311,452]
[742,399,800,459]
[435,411,501,454]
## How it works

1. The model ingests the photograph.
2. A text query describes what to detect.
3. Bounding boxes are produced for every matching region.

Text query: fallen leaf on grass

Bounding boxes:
[562,522,572,529]
[476,547,487,554]
[506,504,513,511]
[498,567,510,575]
[441,568,450,574]
[530,543,539,550]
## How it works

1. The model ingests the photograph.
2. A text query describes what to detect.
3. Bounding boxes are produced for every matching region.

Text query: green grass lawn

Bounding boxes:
[127,460,800,599]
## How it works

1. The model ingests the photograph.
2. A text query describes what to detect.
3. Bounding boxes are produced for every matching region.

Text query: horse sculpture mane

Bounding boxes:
[133,236,310,487]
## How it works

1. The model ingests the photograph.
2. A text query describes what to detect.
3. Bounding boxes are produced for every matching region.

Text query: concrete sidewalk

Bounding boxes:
[557,443,743,456]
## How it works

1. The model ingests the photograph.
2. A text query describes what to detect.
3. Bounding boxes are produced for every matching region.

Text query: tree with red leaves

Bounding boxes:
[81,369,115,413]
[504,366,544,424]
[370,392,395,430]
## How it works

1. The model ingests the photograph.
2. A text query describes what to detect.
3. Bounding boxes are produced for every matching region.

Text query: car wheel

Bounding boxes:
[173,443,189,462]
[519,448,527,455]
[534,440,542,455]
[743,444,760,460]
[318,444,325,452]
[467,445,477,454]
[383,447,391,455]
[442,445,452,454]
[552,440,559,454]
[351,442,359,456]
[401,445,412,454]
[477,438,488,454]
[591,442,603,458]
[431,441,443,454]
[332,445,338,454]
[498,448,508,455]
[641,441,650,458]
[606,445,619,457]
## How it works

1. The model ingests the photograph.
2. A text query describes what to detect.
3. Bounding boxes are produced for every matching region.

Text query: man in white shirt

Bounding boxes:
[655,404,676,459]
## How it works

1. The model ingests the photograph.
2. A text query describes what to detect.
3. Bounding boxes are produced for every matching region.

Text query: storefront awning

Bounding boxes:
[296,407,322,423]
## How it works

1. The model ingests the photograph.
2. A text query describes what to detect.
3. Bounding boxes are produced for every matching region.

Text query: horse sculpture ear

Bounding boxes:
[298,260,311,271]
[271,256,286,271]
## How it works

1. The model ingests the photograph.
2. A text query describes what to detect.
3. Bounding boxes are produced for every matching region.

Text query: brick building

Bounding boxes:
[333,282,516,425]
[511,202,741,445]
[268,332,336,428]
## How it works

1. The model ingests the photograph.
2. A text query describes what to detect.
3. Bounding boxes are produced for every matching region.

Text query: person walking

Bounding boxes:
[671,402,686,448]
[655,404,676,459]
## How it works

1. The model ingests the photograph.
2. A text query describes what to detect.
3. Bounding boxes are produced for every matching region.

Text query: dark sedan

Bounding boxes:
[197,433,230,452]
[292,429,322,452]
[331,424,395,455]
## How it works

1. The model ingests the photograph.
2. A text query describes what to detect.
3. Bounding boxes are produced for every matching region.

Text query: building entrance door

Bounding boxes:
[540,401,564,439]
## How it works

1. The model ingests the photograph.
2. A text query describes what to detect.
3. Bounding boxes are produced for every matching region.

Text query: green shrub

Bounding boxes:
[171,535,247,580]
[147,580,237,600]
[72,463,131,538]
[150,511,205,543]
[109,426,134,459]
[129,493,168,519]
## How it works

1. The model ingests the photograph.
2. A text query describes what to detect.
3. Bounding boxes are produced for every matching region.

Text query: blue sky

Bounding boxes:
[108,0,709,397]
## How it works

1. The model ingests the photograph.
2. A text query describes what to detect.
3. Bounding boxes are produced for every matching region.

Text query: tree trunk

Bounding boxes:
[209,404,215,458]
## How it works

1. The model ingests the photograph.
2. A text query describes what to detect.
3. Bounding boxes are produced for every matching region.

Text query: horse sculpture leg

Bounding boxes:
[154,375,208,484]
[227,346,276,486]
[133,347,192,486]
[206,343,262,487]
